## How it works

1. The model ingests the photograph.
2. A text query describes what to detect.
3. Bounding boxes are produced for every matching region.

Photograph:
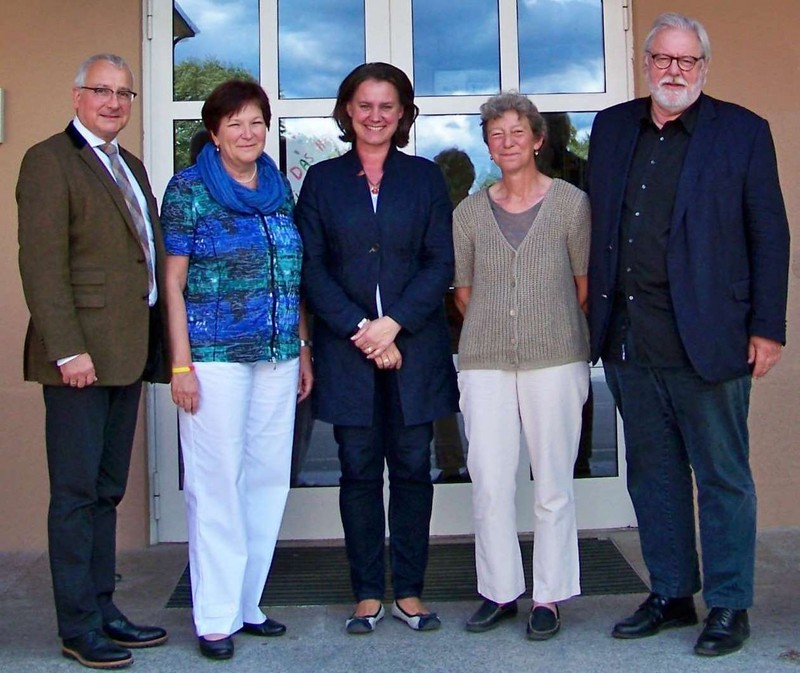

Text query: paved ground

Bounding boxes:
[1,529,798,672]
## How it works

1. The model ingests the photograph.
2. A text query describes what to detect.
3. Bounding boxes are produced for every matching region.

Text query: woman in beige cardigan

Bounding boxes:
[453,91,590,640]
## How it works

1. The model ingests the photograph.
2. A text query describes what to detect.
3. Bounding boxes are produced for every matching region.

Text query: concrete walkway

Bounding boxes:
[1,529,798,673]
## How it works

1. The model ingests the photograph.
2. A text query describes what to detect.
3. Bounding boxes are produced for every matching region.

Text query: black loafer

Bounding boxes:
[198,635,234,660]
[62,629,133,669]
[527,605,560,641]
[694,608,749,656]
[466,599,518,632]
[612,593,698,639]
[103,616,168,648]
[240,616,287,637]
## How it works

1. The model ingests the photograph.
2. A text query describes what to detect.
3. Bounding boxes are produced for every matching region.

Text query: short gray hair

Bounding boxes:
[74,54,134,87]
[643,12,712,62]
[479,91,546,145]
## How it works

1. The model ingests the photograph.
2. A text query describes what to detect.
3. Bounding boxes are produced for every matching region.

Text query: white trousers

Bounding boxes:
[179,359,299,636]
[459,362,589,604]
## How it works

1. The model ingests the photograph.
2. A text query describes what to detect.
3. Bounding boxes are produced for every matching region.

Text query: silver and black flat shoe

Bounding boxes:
[391,601,442,631]
[345,604,385,634]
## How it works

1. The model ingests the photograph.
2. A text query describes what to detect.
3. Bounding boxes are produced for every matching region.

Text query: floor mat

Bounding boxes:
[166,537,646,608]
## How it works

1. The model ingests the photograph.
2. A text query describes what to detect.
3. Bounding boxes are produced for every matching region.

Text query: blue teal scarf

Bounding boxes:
[197,142,287,216]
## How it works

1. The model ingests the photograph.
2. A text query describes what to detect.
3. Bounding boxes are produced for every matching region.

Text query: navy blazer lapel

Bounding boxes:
[671,94,719,231]
[605,101,645,236]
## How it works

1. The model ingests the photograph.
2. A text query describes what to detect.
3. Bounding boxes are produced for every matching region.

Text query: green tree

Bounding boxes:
[173,57,253,102]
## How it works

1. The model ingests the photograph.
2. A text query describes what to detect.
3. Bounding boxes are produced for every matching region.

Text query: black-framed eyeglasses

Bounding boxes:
[79,86,138,103]
[647,53,704,72]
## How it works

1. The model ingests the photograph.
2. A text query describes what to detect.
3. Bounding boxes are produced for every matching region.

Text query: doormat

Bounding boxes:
[166,537,646,608]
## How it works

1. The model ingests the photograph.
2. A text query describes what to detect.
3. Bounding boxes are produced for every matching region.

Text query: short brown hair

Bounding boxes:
[202,79,272,136]
[332,63,418,148]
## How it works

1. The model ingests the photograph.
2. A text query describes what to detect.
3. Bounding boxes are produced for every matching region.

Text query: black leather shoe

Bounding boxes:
[62,629,133,669]
[198,635,234,660]
[694,608,749,656]
[466,599,518,632]
[527,605,560,640]
[612,593,698,639]
[240,616,287,637]
[103,616,168,648]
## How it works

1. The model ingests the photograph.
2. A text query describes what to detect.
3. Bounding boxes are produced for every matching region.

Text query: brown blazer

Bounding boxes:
[17,122,169,386]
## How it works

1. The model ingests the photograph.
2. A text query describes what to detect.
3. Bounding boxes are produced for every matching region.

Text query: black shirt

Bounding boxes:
[602,100,699,366]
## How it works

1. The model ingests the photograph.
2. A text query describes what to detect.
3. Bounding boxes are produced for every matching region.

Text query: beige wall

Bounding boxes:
[0,0,797,552]
[632,0,800,527]
[0,0,148,550]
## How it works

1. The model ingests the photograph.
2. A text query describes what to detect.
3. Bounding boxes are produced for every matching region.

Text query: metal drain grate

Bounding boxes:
[166,537,646,608]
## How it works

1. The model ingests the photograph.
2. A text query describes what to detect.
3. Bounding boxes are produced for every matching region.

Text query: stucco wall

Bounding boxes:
[0,0,797,552]
[0,0,148,550]
[631,0,800,526]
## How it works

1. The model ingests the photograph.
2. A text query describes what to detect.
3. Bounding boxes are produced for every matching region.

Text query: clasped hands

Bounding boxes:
[351,316,403,370]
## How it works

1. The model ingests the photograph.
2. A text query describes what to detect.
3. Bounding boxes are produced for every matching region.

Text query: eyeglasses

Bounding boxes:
[647,53,704,72]
[79,86,138,103]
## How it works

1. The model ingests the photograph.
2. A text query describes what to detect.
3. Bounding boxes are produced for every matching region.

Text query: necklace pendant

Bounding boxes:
[370,185,379,195]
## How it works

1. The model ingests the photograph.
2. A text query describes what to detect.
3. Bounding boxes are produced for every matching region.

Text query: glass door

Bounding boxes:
[145,0,635,543]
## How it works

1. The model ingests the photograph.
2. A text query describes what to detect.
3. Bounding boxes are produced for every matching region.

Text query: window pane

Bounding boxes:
[279,117,349,200]
[173,0,260,102]
[415,115,499,196]
[412,0,500,96]
[518,0,605,94]
[537,111,594,191]
[575,366,619,478]
[278,0,365,99]
[173,119,205,173]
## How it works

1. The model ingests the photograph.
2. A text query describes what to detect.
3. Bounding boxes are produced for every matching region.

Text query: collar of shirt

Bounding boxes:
[72,116,119,151]
[641,97,701,135]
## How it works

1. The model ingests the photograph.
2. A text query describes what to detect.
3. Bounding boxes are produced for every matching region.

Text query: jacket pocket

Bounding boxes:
[71,269,106,308]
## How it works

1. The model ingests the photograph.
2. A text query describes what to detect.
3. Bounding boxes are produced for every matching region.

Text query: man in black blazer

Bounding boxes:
[587,13,789,657]
[17,54,169,669]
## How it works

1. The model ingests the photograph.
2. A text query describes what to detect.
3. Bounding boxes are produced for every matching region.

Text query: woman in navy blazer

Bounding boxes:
[295,62,458,633]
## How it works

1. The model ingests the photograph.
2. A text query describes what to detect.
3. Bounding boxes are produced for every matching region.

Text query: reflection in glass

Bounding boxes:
[173,1,259,102]
[518,0,605,94]
[278,0,365,99]
[173,119,205,173]
[415,115,498,194]
[537,112,595,192]
[574,367,619,478]
[278,117,349,201]
[412,0,499,96]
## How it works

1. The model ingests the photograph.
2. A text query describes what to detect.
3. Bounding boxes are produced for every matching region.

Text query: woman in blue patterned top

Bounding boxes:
[161,79,313,661]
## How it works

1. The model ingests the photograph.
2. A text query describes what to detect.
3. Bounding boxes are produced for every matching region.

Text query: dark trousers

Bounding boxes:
[43,381,142,638]
[334,370,434,601]
[604,362,755,608]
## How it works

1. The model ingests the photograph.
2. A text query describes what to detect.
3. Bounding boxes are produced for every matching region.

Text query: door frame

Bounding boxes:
[144,0,636,543]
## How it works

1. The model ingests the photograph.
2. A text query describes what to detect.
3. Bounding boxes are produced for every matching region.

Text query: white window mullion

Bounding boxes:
[498,0,520,92]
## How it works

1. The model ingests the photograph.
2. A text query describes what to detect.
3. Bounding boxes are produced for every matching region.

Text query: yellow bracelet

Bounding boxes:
[172,365,194,374]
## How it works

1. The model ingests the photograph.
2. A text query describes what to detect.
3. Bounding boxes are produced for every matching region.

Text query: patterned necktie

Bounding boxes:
[100,142,155,295]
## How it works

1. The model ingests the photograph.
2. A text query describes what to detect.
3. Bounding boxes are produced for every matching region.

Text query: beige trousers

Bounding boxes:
[459,362,589,604]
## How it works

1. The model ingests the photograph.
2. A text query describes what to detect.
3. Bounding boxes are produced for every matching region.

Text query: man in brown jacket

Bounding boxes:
[17,53,169,670]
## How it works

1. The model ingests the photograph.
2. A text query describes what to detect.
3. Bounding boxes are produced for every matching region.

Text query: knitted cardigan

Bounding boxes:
[453,178,590,371]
